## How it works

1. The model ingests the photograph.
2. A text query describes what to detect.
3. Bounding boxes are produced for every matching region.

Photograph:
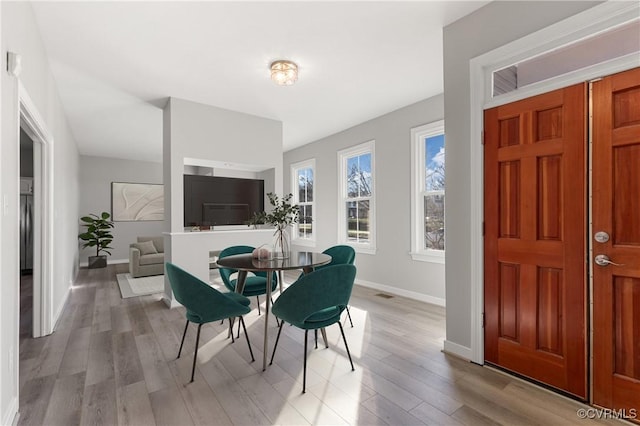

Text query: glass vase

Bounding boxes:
[272,225,290,259]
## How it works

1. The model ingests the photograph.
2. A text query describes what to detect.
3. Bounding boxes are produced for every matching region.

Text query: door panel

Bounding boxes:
[592,67,640,413]
[484,83,587,399]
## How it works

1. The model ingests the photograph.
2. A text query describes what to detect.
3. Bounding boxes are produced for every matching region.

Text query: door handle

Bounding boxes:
[594,254,624,267]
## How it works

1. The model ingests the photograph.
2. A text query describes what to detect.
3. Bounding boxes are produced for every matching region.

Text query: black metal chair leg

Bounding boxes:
[228,319,235,343]
[177,320,189,359]
[240,316,255,362]
[271,297,280,327]
[345,306,354,328]
[314,329,318,349]
[269,320,285,365]
[303,330,309,393]
[338,322,355,371]
[191,324,203,383]
[237,316,242,338]
[257,296,261,315]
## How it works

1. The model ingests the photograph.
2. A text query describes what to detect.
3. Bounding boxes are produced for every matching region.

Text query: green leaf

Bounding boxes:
[78,212,114,257]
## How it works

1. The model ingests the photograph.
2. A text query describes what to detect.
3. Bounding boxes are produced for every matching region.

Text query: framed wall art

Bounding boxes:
[111,182,164,221]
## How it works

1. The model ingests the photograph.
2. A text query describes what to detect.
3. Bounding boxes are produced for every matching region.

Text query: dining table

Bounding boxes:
[216,250,332,370]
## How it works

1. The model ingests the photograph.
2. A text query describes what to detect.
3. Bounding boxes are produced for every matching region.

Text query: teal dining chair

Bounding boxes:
[219,245,278,315]
[270,264,357,393]
[318,245,356,327]
[299,245,356,328]
[165,262,255,383]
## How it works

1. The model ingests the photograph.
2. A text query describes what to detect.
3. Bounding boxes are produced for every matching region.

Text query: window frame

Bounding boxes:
[410,120,445,263]
[337,140,376,254]
[290,158,316,247]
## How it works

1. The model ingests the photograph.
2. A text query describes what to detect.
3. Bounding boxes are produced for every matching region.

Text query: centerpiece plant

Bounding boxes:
[263,192,298,259]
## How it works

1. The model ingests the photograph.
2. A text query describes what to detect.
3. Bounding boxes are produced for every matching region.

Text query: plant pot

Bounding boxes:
[272,226,290,259]
[88,255,107,269]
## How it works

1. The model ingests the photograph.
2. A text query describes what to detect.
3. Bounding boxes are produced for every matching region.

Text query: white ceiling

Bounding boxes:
[31,1,488,163]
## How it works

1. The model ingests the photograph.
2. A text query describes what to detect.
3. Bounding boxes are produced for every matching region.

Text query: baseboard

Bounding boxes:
[443,340,472,361]
[51,286,71,332]
[2,396,18,426]
[355,278,446,307]
[79,258,128,267]
[162,294,182,309]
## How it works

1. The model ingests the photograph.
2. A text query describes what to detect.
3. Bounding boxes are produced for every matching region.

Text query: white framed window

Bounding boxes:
[338,140,376,254]
[291,159,315,246]
[410,120,445,263]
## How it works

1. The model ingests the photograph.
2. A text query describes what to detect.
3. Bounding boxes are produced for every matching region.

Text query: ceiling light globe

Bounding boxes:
[270,60,298,86]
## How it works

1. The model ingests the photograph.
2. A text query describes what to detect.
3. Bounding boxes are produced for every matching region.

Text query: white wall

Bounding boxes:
[1,2,80,424]
[162,97,283,305]
[442,1,600,356]
[284,95,446,304]
[163,97,283,233]
[79,155,163,264]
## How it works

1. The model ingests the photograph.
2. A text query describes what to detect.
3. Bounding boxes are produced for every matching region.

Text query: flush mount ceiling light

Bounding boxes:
[270,60,298,86]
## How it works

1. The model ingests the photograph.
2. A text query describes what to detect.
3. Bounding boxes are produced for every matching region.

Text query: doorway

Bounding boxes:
[18,85,55,338]
[19,128,35,342]
[483,67,639,412]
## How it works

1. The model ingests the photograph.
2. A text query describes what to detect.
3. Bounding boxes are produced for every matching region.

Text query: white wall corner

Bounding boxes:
[355,278,445,307]
[2,397,18,426]
[443,340,472,361]
[162,294,182,309]
[51,287,71,332]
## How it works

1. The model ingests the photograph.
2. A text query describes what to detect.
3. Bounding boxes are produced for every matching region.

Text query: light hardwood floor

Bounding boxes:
[17,264,622,426]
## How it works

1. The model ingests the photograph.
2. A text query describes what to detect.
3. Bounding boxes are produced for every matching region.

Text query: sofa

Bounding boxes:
[129,236,164,278]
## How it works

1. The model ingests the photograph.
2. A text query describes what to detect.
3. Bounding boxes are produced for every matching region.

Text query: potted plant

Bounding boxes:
[263,192,299,259]
[246,211,268,229]
[78,211,114,268]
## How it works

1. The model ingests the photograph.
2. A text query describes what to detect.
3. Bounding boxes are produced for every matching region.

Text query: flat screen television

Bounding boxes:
[183,175,264,227]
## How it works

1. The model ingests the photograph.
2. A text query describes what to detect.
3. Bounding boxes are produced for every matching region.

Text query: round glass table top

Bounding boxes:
[216,251,331,271]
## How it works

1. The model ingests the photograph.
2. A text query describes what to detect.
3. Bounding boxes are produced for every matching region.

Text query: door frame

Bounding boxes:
[18,81,55,338]
[468,2,640,365]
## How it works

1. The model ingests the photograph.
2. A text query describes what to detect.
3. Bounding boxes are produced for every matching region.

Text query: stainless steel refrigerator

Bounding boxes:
[20,194,33,273]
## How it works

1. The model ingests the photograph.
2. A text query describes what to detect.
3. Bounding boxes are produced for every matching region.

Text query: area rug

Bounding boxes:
[116,273,164,299]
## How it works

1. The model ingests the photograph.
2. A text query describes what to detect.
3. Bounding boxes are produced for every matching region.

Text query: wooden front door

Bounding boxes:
[592,67,640,414]
[484,83,588,399]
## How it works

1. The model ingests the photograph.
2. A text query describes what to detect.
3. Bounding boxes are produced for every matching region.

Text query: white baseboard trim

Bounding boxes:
[355,278,446,307]
[443,340,472,361]
[162,294,182,309]
[79,258,128,267]
[52,286,71,332]
[2,396,18,426]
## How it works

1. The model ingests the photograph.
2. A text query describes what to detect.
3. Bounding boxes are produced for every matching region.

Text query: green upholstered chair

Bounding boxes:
[165,262,254,383]
[219,245,278,315]
[300,245,357,327]
[270,264,357,393]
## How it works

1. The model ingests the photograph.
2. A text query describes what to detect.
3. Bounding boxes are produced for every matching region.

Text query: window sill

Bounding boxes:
[347,245,377,255]
[410,251,445,264]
